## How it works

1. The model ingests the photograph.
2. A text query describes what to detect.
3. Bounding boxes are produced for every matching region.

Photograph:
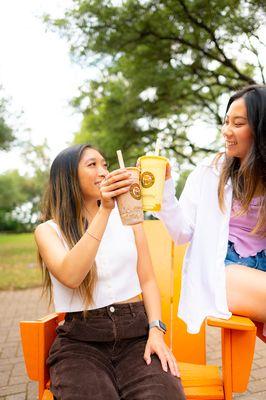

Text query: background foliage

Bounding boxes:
[48,0,265,167]
[0,141,50,232]
[1,0,265,232]
[0,87,14,150]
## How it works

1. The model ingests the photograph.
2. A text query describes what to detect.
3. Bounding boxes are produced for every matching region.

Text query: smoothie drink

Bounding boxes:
[139,155,167,212]
[116,167,144,225]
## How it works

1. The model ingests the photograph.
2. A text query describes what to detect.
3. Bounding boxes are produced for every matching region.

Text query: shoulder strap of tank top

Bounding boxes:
[46,220,69,250]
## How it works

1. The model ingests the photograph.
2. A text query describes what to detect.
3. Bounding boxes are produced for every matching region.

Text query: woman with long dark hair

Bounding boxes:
[155,85,266,340]
[35,144,186,400]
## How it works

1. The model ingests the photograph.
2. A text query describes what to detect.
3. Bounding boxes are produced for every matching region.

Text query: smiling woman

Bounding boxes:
[218,86,266,228]
[33,144,186,400]
[153,85,266,342]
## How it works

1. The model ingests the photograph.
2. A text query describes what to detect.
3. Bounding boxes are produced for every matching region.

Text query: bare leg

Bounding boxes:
[225,264,266,322]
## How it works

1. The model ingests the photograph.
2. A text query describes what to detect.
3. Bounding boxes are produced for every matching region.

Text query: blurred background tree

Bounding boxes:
[0,140,50,232]
[0,87,15,150]
[0,82,51,232]
[1,0,265,232]
[47,0,265,169]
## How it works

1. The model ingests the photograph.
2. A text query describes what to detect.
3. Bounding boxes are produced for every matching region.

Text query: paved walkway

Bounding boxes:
[0,288,265,399]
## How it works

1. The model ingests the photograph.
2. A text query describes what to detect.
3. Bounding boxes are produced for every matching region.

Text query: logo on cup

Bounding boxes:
[141,172,155,188]
[130,183,141,200]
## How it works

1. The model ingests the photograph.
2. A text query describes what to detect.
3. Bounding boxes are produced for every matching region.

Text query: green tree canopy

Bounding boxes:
[0,90,14,150]
[47,0,266,167]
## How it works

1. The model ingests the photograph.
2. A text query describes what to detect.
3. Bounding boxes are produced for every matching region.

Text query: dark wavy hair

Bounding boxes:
[217,85,266,236]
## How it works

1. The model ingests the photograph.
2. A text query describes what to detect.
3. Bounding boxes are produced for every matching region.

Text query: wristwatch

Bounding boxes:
[148,320,167,334]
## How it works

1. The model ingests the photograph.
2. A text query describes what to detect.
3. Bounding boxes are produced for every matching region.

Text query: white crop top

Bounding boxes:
[45,206,142,312]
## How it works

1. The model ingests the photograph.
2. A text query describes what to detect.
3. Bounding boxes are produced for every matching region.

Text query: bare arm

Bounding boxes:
[35,206,112,289]
[132,223,179,377]
[35,168,132,289]
[133,223,162,323]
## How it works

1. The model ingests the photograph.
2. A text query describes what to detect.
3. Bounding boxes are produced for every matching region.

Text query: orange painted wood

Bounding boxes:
[172,243,206,364]
[184,386,224,399]
[207,317,256,395]
[231,329,256,392]
[20,313,61,399]
[179,362,222,387]
[143,220,172,347]
[20,322,40,380]
[37,314,59,399]
[42,389,54,400]
[207,315,255,330]
[20,220,257,400]
[221,328,233,400]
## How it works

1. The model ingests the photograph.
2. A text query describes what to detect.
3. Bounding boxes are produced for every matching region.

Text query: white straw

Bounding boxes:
[154,137,161,156]
[116,149,125,169]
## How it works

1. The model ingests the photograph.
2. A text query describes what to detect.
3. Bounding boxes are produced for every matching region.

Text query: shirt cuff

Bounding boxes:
[162,178,176,206]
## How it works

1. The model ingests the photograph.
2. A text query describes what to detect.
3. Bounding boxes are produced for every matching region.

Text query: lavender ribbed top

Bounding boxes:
[228,197,266,257]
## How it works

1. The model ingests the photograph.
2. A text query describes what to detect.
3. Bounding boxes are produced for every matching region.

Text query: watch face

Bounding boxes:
[159,320,166,332]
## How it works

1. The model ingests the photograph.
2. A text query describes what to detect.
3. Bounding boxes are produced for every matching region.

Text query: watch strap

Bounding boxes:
[148,320,167,333]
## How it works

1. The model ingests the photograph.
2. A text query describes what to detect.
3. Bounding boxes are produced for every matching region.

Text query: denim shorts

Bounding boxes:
[225,241,266,272]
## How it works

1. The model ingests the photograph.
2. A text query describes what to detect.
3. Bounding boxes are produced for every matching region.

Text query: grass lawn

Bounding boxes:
[0,233,42,290]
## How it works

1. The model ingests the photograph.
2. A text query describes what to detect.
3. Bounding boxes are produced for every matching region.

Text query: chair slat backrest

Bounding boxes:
[143,220,206,363]
[143,220,173,346]
[20,313,60,399]
[172,244,206,364]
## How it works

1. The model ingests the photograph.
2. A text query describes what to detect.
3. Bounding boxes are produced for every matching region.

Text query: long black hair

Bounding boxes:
[217,85,266,236]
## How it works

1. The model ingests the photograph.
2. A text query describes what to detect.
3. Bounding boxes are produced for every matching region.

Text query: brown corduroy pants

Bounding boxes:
[47,301,186,400]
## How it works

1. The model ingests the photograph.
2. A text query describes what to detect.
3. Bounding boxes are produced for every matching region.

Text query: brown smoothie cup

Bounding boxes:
[116,167,144,225]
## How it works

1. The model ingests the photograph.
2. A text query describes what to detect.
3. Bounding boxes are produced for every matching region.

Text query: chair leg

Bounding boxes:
[222,329,232,400]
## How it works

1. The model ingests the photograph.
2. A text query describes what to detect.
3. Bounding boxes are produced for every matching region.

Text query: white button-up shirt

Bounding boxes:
[155,156,232,334]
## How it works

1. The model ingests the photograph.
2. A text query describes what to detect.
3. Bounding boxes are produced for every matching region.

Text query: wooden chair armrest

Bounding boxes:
[20,313,64,399]
[206,315,256,397]
[207,315,255,330]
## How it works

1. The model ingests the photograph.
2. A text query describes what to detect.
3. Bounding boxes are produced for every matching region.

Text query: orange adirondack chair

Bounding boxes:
[20,220,257,400]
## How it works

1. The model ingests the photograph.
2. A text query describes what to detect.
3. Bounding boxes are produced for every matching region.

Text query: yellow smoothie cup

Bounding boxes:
[139,155,167,211]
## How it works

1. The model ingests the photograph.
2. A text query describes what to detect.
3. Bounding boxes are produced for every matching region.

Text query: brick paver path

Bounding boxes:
[0,288,265,399]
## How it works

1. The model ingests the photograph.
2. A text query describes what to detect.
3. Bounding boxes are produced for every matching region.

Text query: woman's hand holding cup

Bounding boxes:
[165,162,172,180]
[100,169,133,210]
